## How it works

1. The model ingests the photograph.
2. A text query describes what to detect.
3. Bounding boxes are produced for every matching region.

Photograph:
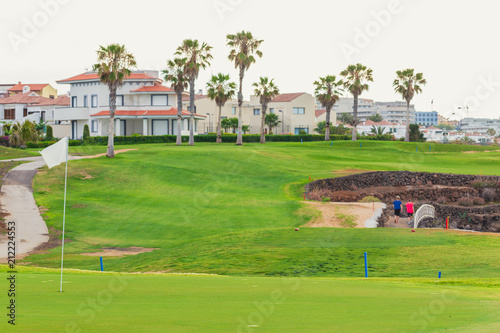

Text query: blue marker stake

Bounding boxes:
[100,257,104,272]
[438,271,441,279]
[364,252,368,278]
[360,143,362,148]
[331,141,333,147]
[416,146,418,152]
[301,139,303,145]
[429,145,431,152]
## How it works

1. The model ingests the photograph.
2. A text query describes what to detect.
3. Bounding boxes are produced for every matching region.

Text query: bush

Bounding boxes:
[437,196,448,204]
[298,130,307,135]
[359,196,381,203]
[458,197,474,206]
[46,125,53,140]
[0,136,9,147]
[25,140,82,148]
[482,188,496,202]
[307,188,332,201]
[472,196,485,206]
[83,125,90,141]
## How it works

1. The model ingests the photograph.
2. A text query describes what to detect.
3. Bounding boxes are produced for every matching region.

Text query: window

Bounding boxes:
[115,95,124,106]
[293,107,305,114]
[232,107,236,115]
[151,95,168,106]
[91,120,98,133]
[83,95,88,107]
[294,127,309,135]
[270,108,274,114]
[4,109,15,120]
[253,108,260,115]
[91,95,98,108]
[72,96,77,107]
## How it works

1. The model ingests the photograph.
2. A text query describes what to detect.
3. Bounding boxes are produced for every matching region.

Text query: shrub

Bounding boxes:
[359,196,381,203]
[436,196,448,204]
[307,188,332,201]
[321,196,331,203]
[472,197,485,206]
[482,188,496,202]
[46,125,53,140]
[131,133,142,137]
[83,125,90,141]
[298,130,307,135]
[0,136,9,147]
[458,197,474,207]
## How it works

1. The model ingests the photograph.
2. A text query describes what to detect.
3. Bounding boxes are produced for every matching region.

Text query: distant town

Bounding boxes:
[1,72,499,145]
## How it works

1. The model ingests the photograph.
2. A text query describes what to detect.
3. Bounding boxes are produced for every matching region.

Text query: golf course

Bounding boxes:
[1,141,499,332]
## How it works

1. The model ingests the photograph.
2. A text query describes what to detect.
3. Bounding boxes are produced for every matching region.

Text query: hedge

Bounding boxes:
[22,133,393,148]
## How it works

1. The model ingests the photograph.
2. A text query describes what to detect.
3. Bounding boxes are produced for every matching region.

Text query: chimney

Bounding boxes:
[23,85,30,94]
[18,81,21,84]
[198,89,203,95]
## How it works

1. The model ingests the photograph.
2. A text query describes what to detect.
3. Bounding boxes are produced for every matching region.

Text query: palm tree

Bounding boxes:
[253,77,279,143]
[175,39,213,146]
[206,73,237,143]
[340,64,373,141]
[9,121,38,148]
[93,44,136,158]
[265,113,280,135]
[314,75,343,141]
[393,69,426,142]
[368,113,383,122]
[227,31,263,145]
[163,57,189,146]
[370,126,386,136]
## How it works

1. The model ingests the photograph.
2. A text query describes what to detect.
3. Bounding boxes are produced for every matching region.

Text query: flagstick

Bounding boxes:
[59,144,69,293]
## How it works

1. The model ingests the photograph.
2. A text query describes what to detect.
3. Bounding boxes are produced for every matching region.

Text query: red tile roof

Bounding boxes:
[362,120,397,126]
[272,93,305,103]
[315,109,326,117]
[8,83,49,92]
[36,95,70,106]
[182,94,208,102]
[0,92,45,105]
[130,84,174,93]
[90,109,206,118]
[57,72,157,83]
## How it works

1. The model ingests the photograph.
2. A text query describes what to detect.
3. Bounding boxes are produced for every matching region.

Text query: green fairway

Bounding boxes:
[0,146,39,160]
[0,267,499,332]
[29,141,500,277]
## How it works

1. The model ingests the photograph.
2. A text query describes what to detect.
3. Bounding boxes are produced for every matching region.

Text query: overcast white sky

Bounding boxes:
[2,0,500,120]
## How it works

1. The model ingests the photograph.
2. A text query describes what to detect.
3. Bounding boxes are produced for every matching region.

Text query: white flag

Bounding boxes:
[40,137,68,169]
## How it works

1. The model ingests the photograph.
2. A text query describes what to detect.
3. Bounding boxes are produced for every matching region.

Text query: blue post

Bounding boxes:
[438,271,441,279]
[100,257,104,272]
[364,252,368,278]
[301,139,303,145]
[416,146,418,152]
[331,141,333,147]
[360,143,362,148]
[429,145,431,152]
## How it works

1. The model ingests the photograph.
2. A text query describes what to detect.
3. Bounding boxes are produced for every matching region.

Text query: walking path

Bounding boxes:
[0,150,137,263]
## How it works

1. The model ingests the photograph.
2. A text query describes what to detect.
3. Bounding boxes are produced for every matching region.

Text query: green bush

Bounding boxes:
[46,125,53,140]
[25,140,82,148]
[298,130,307,135]
[83,125,90,141]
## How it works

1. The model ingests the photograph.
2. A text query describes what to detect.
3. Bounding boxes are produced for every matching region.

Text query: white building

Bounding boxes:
[55,71,205,139]
[357,120,407,139]
[459,118,500,135]
[327,98,417,123]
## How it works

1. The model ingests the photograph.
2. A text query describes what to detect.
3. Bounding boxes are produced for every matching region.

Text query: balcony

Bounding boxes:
[54,107,90,121]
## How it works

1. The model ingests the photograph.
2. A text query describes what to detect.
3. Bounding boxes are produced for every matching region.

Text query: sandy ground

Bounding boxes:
[463,150,500,153]
[80,247,159,257]
[305,202,385,228]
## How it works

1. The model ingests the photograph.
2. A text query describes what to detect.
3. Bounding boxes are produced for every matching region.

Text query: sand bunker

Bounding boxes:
[81,247,158,257]
[305,202,386,228]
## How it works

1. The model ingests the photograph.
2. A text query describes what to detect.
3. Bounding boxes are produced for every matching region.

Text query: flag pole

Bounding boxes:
[59,139,69,293]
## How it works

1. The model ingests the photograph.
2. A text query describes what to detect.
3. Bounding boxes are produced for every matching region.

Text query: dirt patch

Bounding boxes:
[83,149,138,159]
[304,201,384,228]
[80,247,159,257]
[71,204,87,209]
[332,169,369,177]
[463,150,500,154]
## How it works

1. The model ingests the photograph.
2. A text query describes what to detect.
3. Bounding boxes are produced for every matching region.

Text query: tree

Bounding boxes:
[206,73,237,143]
[314,121,327,134]
[93,44,136,157]
[265,113,280,135]
[331,124,351,135]
[338,113,353,125]
[34,120,47,137]
[175,39,213,146]
[370,126,386,136]
[83,124,90,141]
[437,124,454,131]
[368,113,383,122]
[46,125,53,140]
[227,31,263,145]
[229,118,239,133]
[9,121,38,148]
[409,124,426,142]
[163,57,189,146]
[393,69,426,142]
[314,75,343,141]
[253,77,280,143]
[242,125,250,134]
[487,128,496,137]
[340,64,373,141]
[221,118,231,133]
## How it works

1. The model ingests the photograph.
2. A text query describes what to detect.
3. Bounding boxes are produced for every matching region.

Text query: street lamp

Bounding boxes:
[458,106,469,118]
[278,110,284,134]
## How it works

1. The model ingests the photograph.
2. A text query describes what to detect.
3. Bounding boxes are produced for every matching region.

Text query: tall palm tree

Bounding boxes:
[340,64,373,141]
[93,44,136,158]
[253,77,279,144]
[314,75,343,141]
[265,113,280,135]
[163,57,189,146]
[393,69,426,142]
[227,31,263,145]
[206,73,237,143]
[175,39,213,146]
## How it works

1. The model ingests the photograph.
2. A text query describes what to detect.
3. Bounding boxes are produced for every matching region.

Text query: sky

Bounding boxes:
[1,0,500,120]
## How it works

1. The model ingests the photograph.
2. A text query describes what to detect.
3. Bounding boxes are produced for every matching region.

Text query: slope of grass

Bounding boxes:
[0,267,498,333]
[30,142,500,277]
[0,146,39,160]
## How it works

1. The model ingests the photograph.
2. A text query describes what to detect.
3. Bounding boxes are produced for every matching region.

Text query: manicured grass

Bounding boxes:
[29,141,500,278]
[0,267,499,332]
[0,146,39,160]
